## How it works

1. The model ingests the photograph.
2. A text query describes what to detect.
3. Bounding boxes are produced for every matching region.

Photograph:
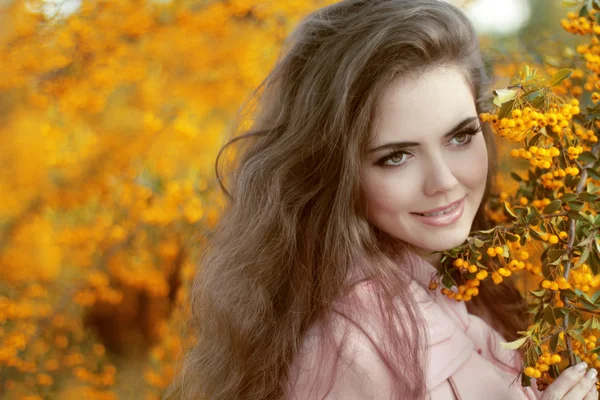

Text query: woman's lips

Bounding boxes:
[410,197,465,227]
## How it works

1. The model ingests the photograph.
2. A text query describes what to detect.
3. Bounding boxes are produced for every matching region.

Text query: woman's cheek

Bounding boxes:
[472,138,490,184]
[363,170,415,219]
[456,139,488,188]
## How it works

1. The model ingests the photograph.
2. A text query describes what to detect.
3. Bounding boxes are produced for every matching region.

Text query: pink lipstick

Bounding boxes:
[410,196,465,227]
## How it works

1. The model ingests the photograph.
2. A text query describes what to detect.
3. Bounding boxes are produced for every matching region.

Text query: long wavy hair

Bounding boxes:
[171,1,529,399]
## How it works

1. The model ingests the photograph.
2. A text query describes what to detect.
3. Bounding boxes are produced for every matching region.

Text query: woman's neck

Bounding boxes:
[416,249,442,270]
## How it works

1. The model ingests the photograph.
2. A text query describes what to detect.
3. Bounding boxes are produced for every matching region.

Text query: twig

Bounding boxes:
[541,211,569,219]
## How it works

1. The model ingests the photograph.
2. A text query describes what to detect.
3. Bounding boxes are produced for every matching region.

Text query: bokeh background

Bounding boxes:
[0,0,588,398]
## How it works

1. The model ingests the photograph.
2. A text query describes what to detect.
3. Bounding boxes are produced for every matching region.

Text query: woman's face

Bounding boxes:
[360,66,489,255]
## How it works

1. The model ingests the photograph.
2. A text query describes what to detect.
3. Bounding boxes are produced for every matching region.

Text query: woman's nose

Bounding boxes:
[423,155,460,196]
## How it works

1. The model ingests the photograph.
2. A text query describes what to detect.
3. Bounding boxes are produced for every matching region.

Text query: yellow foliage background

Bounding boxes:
[0,0,344,398]
[0,0,573,398]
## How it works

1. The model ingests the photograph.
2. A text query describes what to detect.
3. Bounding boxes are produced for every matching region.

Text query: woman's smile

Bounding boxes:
[410,196,466,227]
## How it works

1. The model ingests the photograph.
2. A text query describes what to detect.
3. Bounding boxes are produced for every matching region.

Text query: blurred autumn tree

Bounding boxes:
[0,0,338,398]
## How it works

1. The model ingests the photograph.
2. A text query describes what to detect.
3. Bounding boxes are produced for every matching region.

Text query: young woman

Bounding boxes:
[174,1,599,399]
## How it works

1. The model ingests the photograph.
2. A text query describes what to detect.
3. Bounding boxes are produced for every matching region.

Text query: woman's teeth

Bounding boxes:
[420,202,460,217]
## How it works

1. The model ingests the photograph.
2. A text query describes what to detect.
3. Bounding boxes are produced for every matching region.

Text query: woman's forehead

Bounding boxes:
[372,67,477,143]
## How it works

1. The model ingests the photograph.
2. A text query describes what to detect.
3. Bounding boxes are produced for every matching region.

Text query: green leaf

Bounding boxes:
[528,303,541,315]
[580,4,590,17]
[502,244,510,258]
[561,0,583,6]
[568,210,588,221]
[568,200,585,211]
[503,201,517,218]
[529,132,542,147]
[558,307,572,315]
[590,249,600,275]
[579,151,598,163]
[550,333,560,353]
[549,68,573,87]
[588,181,600,193]
[473,237,485,248]
[499,336,528,350]
[579,295,597,310]
[441,274,456,289]
[520,233,527,246]
[561,288,578,299]
[543,305,558,326]
[543,199,562,214]
[584,211,596,225]
[586,168,600,180]
[498,99,515,119]
[527,214,540,226]
[510,172,523,182]
[575,247,590,268]
[524,89,543,103]
[505,232,520,242]
[521,372,531,388]
[493,88,519,108]
[529,289,547,297]
[547,249,565,263]
[560,193,579,202]
[529,229,545,241]
[579,192,600,202]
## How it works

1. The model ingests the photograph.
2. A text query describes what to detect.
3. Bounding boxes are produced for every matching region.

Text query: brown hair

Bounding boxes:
[170,1,528,399]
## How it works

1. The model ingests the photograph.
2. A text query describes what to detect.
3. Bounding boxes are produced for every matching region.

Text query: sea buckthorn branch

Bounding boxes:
[562,140,600,365]
[430,56,600,390]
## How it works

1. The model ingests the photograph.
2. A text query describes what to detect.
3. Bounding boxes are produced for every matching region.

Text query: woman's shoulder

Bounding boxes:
[287,278,539,399]
[345,278,470,347]
[348,279,475,386]
[285,300,396,399]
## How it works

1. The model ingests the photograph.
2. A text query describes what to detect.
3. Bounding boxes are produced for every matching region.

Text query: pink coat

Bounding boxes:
[286,257,542,399]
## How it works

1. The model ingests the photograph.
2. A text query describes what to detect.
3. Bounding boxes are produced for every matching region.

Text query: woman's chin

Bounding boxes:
[419,235,470,254]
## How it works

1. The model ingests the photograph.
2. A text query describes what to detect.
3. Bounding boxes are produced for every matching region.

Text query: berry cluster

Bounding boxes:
[524,344,563,391]
[479,101,580,143]
[574,335,600,369]
[569,264,600,292]
[561,10,600,35]
[524,347,562,379]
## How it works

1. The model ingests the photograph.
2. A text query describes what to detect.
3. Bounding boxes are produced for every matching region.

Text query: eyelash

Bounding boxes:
[376,127,482,169]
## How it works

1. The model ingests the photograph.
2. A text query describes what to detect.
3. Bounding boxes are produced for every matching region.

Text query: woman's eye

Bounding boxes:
[390,153,406,163]
[450,132,470,145]
[381,151,410,167]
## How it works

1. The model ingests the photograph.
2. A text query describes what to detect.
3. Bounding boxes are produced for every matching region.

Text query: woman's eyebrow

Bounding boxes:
[367,116,479,154]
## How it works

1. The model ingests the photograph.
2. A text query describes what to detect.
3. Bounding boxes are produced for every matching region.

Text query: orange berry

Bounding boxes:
[542,280,552,289]
[559,231,568,240]
[476,270,488,280]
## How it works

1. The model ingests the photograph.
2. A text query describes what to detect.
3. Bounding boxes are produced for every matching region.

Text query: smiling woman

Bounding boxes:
[170,1,596,400]
[361,67,489,257]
